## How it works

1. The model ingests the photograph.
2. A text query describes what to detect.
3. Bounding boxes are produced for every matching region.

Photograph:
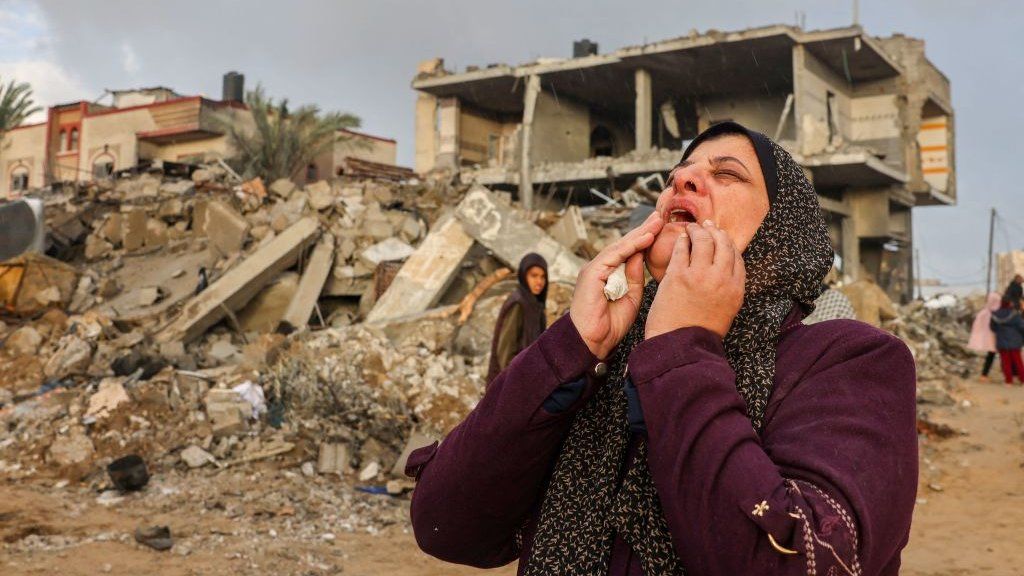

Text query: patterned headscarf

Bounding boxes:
[522,122,834,575]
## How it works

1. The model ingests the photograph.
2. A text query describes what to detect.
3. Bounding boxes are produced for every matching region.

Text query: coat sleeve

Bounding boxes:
[628,323,917,575]
[495,303,523,371]
[408,314,601,568]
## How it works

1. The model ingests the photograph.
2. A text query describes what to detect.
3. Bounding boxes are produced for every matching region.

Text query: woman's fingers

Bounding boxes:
[709,225,735,271]
[593,211,662,275]
[686,221,716,268]
[666,227,691,274]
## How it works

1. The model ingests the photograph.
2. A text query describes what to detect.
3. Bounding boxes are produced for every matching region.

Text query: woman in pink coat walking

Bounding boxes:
[967,292,1002,381]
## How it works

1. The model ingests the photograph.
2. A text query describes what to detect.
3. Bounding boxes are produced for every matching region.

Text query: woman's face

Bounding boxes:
[645,134,770,282]
[525,266,547,296]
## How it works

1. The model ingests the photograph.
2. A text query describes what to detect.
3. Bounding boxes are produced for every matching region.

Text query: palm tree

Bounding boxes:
[226,85,362,183]
[0,78,42,134]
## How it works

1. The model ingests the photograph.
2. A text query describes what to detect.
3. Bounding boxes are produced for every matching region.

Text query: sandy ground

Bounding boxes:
[1,378,1020,576]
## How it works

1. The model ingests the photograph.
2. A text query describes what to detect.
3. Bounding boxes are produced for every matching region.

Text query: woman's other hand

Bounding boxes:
[645,220,745,340]
[569,210,663,359]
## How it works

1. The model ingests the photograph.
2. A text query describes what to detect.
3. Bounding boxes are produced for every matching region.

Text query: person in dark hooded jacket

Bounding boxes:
[990,298,1024,384]
[486,253,548,384]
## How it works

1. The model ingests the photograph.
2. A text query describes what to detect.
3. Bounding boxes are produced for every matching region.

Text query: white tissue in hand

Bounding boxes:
[604,263,628,301]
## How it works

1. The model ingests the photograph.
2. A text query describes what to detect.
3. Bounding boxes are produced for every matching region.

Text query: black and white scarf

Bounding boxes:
[522,123,835,575]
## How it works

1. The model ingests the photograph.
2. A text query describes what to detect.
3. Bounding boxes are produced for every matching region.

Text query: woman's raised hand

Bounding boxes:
[645,220,745,340]
[569,211,663,359]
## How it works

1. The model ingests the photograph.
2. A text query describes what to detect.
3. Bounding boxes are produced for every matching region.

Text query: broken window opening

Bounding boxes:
[93,156,115,179]
[826,91,837,144]
[487,134,500,162]
[306,163,319,182]
[590,125,615,158]
[10,167,29,192]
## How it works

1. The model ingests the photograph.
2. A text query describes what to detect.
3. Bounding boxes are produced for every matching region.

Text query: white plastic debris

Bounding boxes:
[604,263,629,301]
[231,381,267,420]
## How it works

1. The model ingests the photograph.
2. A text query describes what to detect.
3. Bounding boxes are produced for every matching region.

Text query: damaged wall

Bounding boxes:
[1,125,46,199]
[794,46,853,156]
[531,90,591,165]
[700,93,793,140]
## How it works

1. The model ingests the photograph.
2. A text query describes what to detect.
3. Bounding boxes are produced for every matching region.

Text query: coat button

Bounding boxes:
[593,362,608,378]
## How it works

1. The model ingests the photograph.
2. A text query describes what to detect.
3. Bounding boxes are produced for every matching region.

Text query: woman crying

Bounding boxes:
[406,122,918,576]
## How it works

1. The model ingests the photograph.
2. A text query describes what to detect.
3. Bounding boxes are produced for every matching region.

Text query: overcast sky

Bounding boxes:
[0,0,1018,290]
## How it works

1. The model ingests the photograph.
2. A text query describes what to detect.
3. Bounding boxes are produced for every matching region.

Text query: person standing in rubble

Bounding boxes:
[485,253,548,384]
[967,292,1001,382]
[1003,274,1024,310]
[989,298,1024,384]
[407,122,917,575]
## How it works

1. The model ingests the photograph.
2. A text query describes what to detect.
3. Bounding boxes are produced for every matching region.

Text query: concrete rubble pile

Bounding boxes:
[8,158,984,537]
[886,296,977,439]
[0,164,612,535]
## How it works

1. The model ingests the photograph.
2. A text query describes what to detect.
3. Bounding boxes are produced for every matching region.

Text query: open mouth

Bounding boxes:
[667,208,697,224]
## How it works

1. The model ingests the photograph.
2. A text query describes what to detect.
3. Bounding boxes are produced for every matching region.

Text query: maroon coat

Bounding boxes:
[407,307,918,575]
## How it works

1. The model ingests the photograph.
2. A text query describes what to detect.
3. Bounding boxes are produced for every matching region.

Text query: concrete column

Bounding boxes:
[840,215,859,282]
[414,92,438,174]
[519,74,541,210]
[634,68,652,153]
[791,45,807,155]
[436,97,460,171]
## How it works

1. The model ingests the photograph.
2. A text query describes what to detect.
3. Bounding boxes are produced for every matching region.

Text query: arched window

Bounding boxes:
[10,166,29,193]
[58,129,68,152]
[93,154,115,179]
[69,128,79,151]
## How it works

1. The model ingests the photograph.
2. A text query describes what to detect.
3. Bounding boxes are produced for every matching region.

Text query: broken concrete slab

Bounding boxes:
[269,178,296,199]
[48,428,95,469]
[145,218,169,248]
[305,180,334,211]
[85,377,131,419]
[158,217,320,344]
[85,235,113,261]
[365,214,474,324]
[204,200,251,257]
[278,238,335,334]
[100,213,124,245]
[44,335,93,379]
[160,180,195,195]
[360,237,414,267]
[391,430,438,476]
[237,272,300,333]
[180,445,216,468]
[122,210,148,252]
[5,325,43,356]
[547,205,588,252]
[317,443,350,475]
[455,185,584,284]
[204,388,252,436]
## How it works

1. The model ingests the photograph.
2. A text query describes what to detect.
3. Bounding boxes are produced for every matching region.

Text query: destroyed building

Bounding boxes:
[412,24,955,301]
[0,72,404,199]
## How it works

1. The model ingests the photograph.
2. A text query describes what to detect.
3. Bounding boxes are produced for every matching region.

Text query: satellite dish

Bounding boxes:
[0,199,44,261]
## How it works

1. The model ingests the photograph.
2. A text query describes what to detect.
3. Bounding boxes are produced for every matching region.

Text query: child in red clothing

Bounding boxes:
[989,299,1024,383]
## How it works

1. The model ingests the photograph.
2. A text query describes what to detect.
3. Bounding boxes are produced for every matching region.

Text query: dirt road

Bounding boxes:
[2,378,1020,575]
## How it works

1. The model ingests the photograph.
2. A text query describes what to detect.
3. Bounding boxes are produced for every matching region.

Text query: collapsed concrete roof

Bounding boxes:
[412,25,902,115]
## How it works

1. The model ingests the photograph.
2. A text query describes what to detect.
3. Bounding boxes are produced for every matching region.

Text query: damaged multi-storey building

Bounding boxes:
[412,25,954,301]
[1,72,404,200]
